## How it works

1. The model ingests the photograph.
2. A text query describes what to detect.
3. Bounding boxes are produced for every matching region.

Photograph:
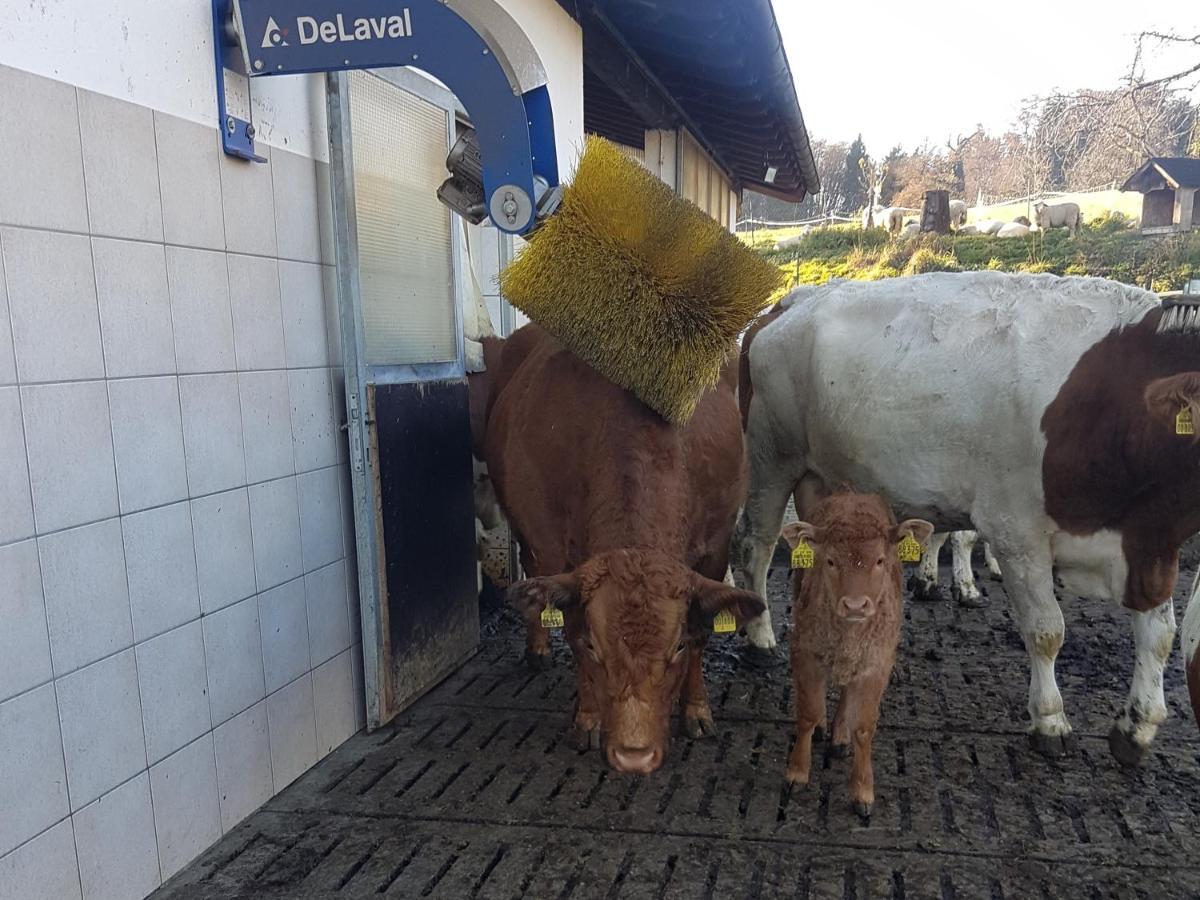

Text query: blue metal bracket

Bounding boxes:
[213,0,267,162]
[215,0,560,233]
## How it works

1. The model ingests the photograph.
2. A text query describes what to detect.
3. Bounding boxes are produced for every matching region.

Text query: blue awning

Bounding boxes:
[567,0,818,202]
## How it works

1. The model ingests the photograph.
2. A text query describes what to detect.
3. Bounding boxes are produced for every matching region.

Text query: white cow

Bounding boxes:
[1033,201,1082,236]
[733,273,1200,763]
[899,221,921,238]
[972,219,1005,235]
[997,222,1031,238]
[956,224,980,236]
[949,199,967,228]
[775,226,812,251]
[912,531,1002,606]
[871,206,920,234]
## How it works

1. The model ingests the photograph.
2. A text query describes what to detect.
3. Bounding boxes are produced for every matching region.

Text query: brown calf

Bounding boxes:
[781,492,932,818]
[485,325,764,774]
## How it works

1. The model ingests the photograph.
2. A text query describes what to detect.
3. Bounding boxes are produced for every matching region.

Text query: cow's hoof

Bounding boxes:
[908,578,947,603]
[953,589,986,609]
[742,644,784,669]
[829,742,851,759]
[852,800,873,821]
[682,708,716,740]
[570,723,601,752]
[524,650,552,671]
[1028,731,1075,758]
[1107,726,1147,768]
[784,767,810,786]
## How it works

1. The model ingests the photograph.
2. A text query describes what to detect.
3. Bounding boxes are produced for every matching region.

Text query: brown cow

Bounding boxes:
[484,324,764,774]
[780,492,932,818]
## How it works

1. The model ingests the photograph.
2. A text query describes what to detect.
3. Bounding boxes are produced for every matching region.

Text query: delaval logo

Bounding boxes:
[260,16,289,48]
[290,8,414,45]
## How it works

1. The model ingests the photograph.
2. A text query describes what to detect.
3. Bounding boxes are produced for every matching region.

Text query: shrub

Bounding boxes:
[904,248,961,276]
[986,257,1005,271]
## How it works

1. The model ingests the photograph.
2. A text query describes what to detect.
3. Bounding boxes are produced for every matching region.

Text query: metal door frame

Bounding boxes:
[326,67,469,729]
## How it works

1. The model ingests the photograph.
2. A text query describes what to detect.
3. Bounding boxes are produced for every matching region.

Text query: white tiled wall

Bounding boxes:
[0,64,366,900]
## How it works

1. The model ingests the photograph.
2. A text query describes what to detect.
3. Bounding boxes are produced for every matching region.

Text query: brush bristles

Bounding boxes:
[500,136,783,423]
[1158,300,1200,335]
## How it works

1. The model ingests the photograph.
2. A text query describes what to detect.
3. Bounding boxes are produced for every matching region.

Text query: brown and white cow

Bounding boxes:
[734,274,1200,763]
[484,324,764,774]
[781,492,932,818]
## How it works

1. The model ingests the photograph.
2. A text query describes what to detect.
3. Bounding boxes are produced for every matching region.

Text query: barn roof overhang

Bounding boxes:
[1123,157,1200,193]
[560,0,819,202]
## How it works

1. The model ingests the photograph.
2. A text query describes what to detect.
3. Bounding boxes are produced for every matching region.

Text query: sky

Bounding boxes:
[776,1,1200,154]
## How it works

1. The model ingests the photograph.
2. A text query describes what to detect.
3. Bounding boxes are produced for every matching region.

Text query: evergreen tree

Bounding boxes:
[840,135,870,213]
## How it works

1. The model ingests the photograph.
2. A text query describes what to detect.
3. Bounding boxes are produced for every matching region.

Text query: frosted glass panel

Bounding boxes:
[349,71,457,366]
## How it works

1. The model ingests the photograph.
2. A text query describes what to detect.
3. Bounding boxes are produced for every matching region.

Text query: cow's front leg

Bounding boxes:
[1000,547,1073,756]
[1110,601,1176,766]
[843,670,888,819]
[910,532,949,602]
[524,621,551,670]
[681,639,716,739]
[570,658,602,751]
[950,531,986,608]
[786,651,826,786]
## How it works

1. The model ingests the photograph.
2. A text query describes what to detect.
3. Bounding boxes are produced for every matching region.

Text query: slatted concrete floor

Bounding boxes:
[154,555,1200,899]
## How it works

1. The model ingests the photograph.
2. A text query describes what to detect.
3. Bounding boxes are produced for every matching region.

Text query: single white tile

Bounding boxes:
[259,579,309,694]
[155,112,225,250]
[279,260,328,368]
[0,387,34,544]
[350,643,366,732]
[202,596,265,727]
[212,702,272,833]
[149,735,222,881]
[0,540,53,704]
[109,376,189,513]
[166,246,235,375]
[78,90,163,242]
[72,773,160,900]
[266,673,316,792]
[219,144,277,257]
[0,67,87,231]
[92,238,175,378]
[0,819,82,900]
[248,477,302,591]
[0,234,15,385]
[313,650,356,759]
[322,265,342,366]
[297,467,343,574]
[272,149,322,264]
[39,519,132,676]
[21,381,117,534]
[0,684,70,858]
[227,254,285,371]
[305,560,349,668]
[179,374,246,496]
[190,489,256,615]
[2,228,103,383]
[56,649,146,812]
[289,368,337,473]
[122,502,200,643]
[238,370,294,484]
[136,621,211,766]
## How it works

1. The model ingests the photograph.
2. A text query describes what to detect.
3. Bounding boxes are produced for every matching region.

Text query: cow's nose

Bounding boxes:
[610,745,661,774]
[839,596,873,619]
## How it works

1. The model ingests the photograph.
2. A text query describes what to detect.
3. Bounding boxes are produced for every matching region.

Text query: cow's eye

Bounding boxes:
[583,639,600,661]
[673,640,688,659]
[876,557,885,566]
[826,558,836,568]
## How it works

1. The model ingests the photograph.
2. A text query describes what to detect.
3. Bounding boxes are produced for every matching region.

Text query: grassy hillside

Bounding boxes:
[968,189,1143,226]
[748,216,1200,294]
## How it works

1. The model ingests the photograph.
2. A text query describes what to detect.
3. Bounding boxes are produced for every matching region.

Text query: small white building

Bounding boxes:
[0,2,815,897]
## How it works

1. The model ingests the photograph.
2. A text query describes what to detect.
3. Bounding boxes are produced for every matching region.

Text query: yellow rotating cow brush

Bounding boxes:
[499,136,782,424]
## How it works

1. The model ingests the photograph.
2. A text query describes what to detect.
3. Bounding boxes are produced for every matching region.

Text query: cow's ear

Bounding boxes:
[891,519,935,546]
[505,573,581,624]
[1144,372,1200,437]
[689,574,766,629]
[781,521,822,549]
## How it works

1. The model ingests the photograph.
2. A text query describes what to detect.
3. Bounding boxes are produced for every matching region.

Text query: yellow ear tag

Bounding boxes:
[791,541,814,569]
[898,535,923,563]
[1178,407,1195,436]
[712,609,737,634]
[540,605,564,630]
